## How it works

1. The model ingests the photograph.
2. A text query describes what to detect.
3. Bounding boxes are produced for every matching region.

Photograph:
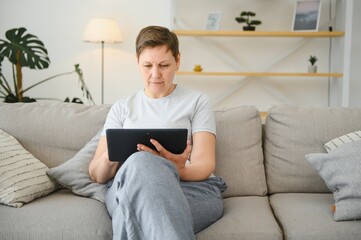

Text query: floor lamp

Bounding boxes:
[83,18,122,104]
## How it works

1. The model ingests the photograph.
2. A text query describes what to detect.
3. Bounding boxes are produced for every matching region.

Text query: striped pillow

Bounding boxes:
[0,129,58,208]
[324,130,361,153]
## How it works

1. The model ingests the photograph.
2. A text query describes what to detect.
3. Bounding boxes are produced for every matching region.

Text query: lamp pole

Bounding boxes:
[82,18,122,105]
[101,41,104,105]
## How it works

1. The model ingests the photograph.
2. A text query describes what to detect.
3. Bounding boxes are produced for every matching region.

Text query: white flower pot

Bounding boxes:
[308,65,317,73]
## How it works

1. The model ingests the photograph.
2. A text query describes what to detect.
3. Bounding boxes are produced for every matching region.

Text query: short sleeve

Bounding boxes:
[101,100,126,136]
[191,93,216,136]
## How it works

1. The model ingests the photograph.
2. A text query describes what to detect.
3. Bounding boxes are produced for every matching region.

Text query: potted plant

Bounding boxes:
[0,27,94,104]
[235,11,262,31]
[308,55,318,73]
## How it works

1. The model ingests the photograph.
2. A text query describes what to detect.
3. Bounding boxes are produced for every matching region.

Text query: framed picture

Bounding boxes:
[205,12,222,31]
[292,0,321,31]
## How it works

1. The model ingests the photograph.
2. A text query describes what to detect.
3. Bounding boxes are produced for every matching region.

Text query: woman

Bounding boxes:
[89,25,227,240]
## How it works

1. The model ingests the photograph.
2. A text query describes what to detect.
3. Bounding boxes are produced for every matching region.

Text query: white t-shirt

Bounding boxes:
[102,85,216,142]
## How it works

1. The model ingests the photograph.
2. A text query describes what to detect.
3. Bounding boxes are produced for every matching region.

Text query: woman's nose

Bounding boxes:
[151,67,161,78]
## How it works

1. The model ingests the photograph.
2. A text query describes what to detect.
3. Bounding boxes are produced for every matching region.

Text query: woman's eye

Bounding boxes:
[143,65,152,68]
[160,64,169,68]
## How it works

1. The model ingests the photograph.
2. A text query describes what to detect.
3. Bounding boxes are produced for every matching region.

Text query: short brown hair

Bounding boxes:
[136,26,179,60]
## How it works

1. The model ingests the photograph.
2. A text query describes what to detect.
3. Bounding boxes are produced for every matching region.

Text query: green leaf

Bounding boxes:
[235,17,246,23]
[250,20,262,25]
[0,27,50,70]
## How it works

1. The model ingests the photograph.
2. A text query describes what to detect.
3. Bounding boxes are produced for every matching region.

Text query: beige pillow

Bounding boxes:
[0,129,58,208]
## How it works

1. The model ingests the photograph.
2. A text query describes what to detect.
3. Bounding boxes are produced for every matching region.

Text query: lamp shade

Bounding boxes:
[83,18,122,43]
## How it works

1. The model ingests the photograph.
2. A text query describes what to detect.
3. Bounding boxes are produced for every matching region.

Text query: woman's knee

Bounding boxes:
[128,151,156,165]
[126,152,176,172]
[120,151,178,180]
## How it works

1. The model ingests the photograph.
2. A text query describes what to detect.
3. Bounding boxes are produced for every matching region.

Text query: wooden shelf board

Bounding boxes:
[176,71,343,77]
[173,30,345,38]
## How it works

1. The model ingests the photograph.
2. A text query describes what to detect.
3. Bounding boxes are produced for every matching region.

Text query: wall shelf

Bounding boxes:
[173,30,345,38]
[174,30,344,78]
[172,0,352,108]
[176,71,343,78]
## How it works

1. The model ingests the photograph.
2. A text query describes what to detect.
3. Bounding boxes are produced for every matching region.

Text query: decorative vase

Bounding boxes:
[308,65,317,73]
[243,26,256,31]
[193,65,203,72]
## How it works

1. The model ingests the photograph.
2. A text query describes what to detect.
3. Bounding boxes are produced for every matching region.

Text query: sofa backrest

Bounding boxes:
[0,102,110,168]
[0,102,267,198]
[264,104,361,194]
[214,106,267,198]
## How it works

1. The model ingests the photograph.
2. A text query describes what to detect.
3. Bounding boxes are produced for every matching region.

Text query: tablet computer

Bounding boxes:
[106,128,188,162]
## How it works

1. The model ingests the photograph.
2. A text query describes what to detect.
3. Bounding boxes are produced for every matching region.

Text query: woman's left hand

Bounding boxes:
[137,139,192,175]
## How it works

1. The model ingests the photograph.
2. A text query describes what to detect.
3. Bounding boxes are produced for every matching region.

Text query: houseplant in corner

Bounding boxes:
[0,27,94,104]
[235,11,262,31]
[308,55,318,73]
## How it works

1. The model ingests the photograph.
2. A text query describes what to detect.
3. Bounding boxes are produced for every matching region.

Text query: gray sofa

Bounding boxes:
[0,102,360,240]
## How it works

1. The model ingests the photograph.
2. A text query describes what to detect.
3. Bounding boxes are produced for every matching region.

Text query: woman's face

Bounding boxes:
[137,45,180,98]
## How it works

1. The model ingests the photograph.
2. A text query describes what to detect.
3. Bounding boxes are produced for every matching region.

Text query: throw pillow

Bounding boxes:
[305,140,361,221]
[0,129,58,208]
[46,130,108,203]
[324,130,361,153]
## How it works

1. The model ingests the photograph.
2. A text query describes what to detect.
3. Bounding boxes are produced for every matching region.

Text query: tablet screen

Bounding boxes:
[106,128,188,162]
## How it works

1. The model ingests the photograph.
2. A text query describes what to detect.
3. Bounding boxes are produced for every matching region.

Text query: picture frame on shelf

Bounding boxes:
[292,0,321,31]
[205,12,222,31]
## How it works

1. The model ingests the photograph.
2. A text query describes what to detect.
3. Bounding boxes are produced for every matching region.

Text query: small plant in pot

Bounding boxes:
[235,11,262,31]
[308,55,318,73]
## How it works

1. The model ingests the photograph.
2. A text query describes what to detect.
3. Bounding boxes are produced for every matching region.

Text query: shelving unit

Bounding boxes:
[173,30,345,38]
[176,71,343,78]
[171,0,354,108]
[174,30,345,78]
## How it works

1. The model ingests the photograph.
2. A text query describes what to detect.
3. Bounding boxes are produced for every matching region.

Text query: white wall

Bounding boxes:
[348,0,361,107]
[0,0,359,111]
[0,0,172,105]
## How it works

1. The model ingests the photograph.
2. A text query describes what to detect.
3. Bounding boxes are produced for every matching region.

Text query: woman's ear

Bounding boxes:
[176,53,181,70]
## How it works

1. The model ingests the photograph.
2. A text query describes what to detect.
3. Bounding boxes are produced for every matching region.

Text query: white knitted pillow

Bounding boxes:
[324,130,361,153]
[0,129,58,207]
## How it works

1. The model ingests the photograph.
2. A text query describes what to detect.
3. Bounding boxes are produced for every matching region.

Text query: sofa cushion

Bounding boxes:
[264,104,361,194]
[306,140,361,221]
[214,106,267,197]
[0,189,112,240]
[196,196,282,240]
[0,102,110,168]
[46,130,108,203]
[0,129,58,208]
[270,193,361,240]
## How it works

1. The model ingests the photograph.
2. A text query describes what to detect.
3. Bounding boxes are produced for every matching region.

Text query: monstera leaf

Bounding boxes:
[0,27,51,101]
[0,28,94,104]
[0,27,50,69]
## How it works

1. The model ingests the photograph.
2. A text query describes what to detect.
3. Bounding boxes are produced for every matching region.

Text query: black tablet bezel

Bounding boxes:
[106,128,188,162]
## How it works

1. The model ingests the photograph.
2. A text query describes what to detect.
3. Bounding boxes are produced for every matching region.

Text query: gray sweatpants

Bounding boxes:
[105,151,227,240]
